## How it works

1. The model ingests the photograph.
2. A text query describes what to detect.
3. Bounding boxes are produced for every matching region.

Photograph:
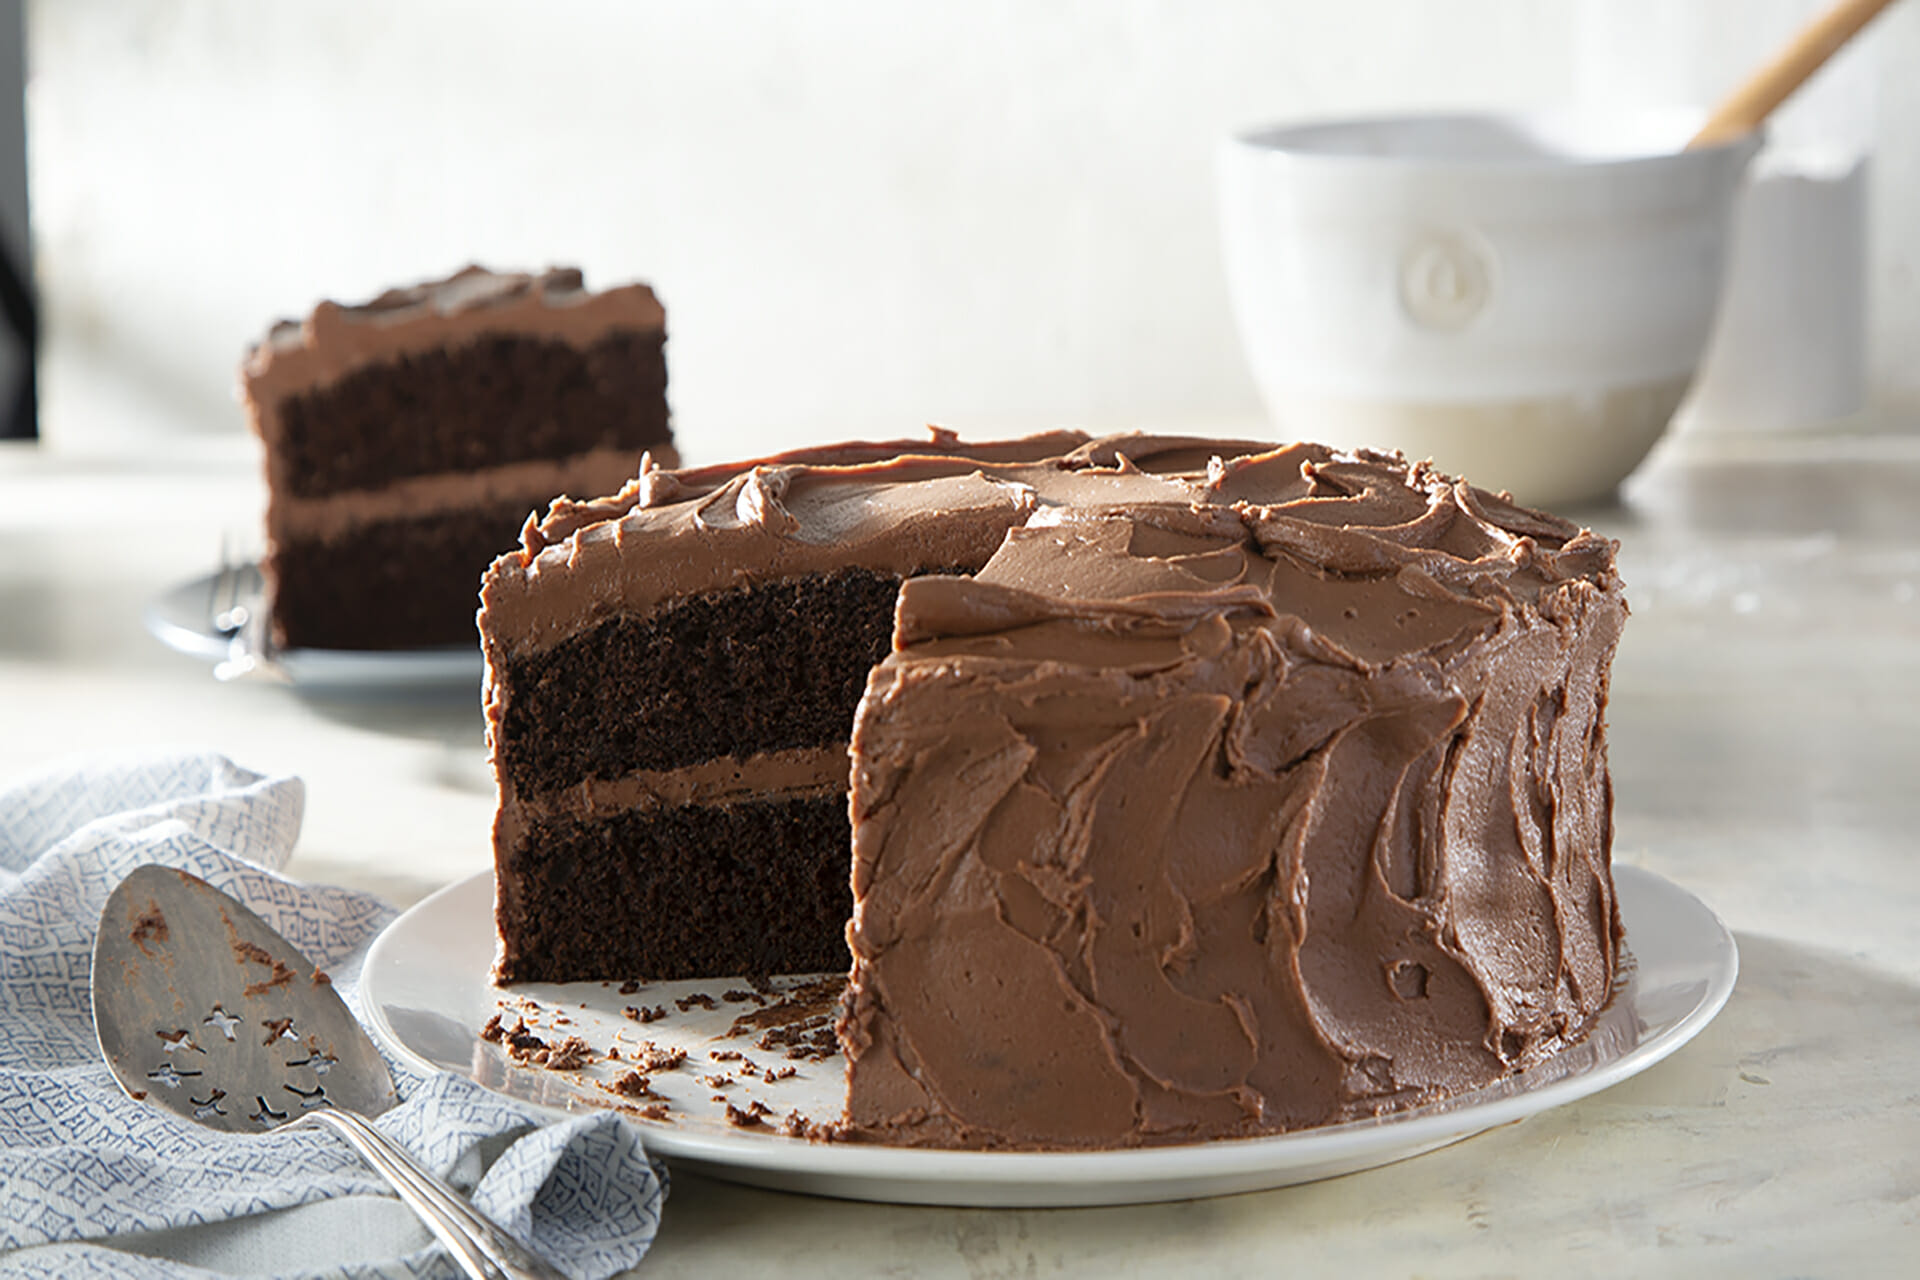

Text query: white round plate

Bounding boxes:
[361,864,1736,1207]
[145,568,483,691]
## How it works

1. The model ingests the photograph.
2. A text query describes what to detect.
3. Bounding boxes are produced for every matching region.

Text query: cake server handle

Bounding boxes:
[300,1108,568,1280]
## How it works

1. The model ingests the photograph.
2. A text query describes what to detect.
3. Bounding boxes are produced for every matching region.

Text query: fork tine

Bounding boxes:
[209,532,260,636]
[206,532,235,634]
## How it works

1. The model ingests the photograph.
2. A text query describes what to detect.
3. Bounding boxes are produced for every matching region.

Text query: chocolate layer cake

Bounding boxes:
[242,265,674,651]
[481,429,1298,983]
[483,432,1626,1147]
[839,445,1626,1147]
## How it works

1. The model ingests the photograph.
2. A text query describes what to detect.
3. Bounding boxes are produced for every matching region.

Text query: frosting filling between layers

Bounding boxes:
[494,745,851,848]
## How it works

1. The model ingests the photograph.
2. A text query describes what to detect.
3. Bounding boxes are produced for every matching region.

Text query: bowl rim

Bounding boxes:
[1227,106,1762,172]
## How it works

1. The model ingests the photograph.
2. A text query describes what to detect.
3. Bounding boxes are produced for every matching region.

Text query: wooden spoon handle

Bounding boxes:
[1689,0,1900,148]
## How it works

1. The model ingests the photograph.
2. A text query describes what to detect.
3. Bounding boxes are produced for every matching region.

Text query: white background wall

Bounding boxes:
[23,0,1920,464]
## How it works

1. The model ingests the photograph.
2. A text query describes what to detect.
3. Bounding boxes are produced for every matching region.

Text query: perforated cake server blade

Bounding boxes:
[92,865,563,1280]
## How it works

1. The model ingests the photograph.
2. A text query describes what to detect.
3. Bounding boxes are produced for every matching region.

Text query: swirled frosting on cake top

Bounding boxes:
[481,430,1314,658]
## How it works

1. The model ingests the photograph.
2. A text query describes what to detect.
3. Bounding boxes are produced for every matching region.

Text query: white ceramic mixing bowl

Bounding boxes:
[1217,110,1761,509]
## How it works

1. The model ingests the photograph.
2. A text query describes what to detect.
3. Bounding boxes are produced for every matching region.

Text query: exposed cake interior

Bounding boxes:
[493,566,933,979]
[501,567,914,795]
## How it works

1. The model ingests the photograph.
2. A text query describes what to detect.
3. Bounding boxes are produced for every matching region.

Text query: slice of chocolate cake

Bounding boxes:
[839,447,1626,1147]
[242,265,674,651]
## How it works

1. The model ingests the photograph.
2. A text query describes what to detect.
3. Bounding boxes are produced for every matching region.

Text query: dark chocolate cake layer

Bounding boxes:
[275,332,668,499]
[498,566,954,797]
[268,500,535,650]
[494,793,854,982]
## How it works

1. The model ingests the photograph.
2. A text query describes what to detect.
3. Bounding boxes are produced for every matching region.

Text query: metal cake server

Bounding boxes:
[92,865,564,1280]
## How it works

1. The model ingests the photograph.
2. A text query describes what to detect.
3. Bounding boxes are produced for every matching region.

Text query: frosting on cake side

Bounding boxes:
[839,443,1626,1147]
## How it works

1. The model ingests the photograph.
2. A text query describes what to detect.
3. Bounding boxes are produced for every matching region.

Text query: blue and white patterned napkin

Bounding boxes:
[0,751,666,1280]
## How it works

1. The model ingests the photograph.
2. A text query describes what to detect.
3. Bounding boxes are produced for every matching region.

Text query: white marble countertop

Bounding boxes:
[4,426,1917,1275]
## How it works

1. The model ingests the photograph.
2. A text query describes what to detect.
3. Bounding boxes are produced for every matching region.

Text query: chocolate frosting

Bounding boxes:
[480,430,1314,661]
[242,265,664,400]
[838,446,1625,1148]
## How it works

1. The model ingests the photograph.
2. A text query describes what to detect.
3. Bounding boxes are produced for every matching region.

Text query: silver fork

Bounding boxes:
[204,533,285,683]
